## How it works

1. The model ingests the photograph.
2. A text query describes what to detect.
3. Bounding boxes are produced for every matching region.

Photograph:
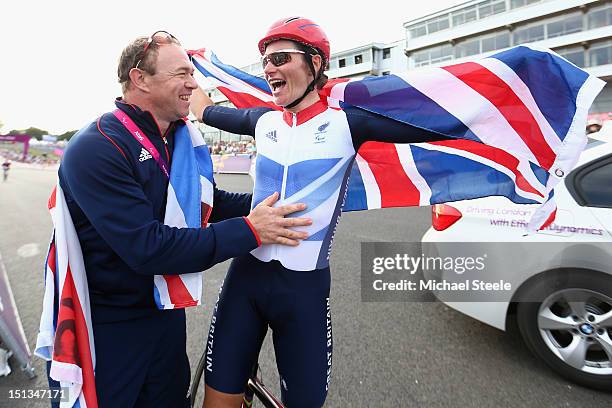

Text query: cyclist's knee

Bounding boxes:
[203,384,243,408]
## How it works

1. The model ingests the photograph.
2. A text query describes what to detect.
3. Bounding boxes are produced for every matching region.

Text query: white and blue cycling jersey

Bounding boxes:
[203,99,448,271]
[203,99,450,405]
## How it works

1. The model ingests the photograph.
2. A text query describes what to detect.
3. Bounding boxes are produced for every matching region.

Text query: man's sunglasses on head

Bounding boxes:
[135,30,179,70]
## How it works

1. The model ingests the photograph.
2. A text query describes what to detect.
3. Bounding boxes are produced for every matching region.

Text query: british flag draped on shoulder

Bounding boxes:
[189,45,604,230]
[34,121,213,407]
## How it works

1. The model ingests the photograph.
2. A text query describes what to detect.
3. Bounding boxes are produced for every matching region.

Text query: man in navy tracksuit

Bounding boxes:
[54,32,312,407]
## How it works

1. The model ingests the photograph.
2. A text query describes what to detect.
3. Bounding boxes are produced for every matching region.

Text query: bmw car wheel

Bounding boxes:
[517,271,612,391]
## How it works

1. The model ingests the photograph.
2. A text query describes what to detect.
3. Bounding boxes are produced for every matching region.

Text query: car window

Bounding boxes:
[574,157,612,208]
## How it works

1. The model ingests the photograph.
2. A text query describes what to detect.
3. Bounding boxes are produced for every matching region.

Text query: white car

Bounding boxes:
[421,138,612,391]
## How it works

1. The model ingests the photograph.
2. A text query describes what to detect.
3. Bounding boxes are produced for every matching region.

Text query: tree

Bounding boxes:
[5,127,48,140]
[22,127,48,141]
[58,130,78,141]
[3,125,77,140]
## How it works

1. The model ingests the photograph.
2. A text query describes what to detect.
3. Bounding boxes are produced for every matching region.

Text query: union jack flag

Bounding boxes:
[35,184,97,408]
[189,45,604,230]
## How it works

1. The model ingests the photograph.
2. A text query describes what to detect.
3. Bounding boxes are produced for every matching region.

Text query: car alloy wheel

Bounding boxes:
[517,270,612,391]
[537,288,612,376]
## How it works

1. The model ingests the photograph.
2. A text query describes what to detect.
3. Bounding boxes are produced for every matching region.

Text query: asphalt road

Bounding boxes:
[0,164,610,407]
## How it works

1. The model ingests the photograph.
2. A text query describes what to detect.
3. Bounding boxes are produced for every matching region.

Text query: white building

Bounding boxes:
[403,0,612,114]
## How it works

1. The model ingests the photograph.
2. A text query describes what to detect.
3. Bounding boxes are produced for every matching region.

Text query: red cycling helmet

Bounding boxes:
[258,17,330,69]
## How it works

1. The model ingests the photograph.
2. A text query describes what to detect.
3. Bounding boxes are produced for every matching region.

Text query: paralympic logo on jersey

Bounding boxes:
[314,121,330,144]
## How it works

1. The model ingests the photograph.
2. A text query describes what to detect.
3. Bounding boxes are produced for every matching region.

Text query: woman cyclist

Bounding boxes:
[191,17,451,408]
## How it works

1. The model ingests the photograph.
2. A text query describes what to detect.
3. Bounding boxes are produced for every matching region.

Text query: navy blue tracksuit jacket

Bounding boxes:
[59,99,258,322]
[55,99,259,407]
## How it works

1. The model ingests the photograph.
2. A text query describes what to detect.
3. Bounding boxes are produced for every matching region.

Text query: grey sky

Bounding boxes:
[1,0,464,133]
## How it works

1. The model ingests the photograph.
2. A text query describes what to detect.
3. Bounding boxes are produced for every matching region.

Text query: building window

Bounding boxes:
[481,32,510,52]
[588,3,612,30]
[511,11,594,46]
[382,71,391,76]
[555,45,585,68]
[510,0,540,9]
[430,44,453,64]
[588,41,612,67]
[355,54,363,64]
[513,23,545,45]
[408,24,427,39]
[478,0,506,19]
[407,14,451,38]
[413,44,453,67]
[383,48,391,59]
[339,58,346,68]
[455,38,480,58]
[546,13,583,39]
[413,49,431,67]
[426,15,450,35]
[451,6,477,27]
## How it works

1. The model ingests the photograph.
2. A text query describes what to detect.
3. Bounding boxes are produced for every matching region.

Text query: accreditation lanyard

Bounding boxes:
[112,109,170,179]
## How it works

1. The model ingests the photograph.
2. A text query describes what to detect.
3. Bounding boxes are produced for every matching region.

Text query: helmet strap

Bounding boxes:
[284,54,321,110]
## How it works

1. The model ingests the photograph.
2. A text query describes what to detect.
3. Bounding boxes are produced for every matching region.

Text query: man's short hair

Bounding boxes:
[117,35,180,94]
